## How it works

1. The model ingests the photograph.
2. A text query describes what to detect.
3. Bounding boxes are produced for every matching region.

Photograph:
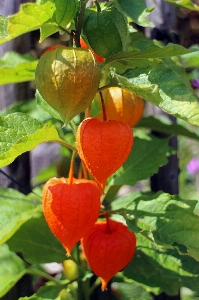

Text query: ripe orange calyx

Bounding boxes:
[42,177,101,256]
[76,117,134,192]
[96,87,145,127]
[81,218,136,290]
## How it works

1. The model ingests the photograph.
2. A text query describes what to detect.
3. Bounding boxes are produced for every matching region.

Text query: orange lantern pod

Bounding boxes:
[76,117,133,193]
[96,87,145,127]
[42,177,101,256]
[81,218,136,290]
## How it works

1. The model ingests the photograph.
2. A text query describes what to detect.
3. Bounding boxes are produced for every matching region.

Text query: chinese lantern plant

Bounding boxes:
[81,214,137,290]
[96,87,145,127]
[42,153,101,256]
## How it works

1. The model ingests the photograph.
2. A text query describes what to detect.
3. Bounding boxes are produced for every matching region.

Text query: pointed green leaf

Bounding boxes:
[0,187,41,245]
[123,235,199,295]
[0,244,27,297]
[166,0,199,11]
[110,64,199,126]
[0,2,56,44]
[7,214,66,264]
[108,135,173,187]
[115,0,154,27]
[39,25,59,42]
[0,113,69,168]
[112,191,199,261]
[106,43,194,68]
[36,90,61,121]
[0,52,38,85]
[136,116,199,141]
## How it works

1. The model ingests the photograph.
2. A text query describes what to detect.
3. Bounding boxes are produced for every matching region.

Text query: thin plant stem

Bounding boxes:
[85,105,91,119]
[52,139,77,152]
[105,211,111,233]
[76,0,87,47]
[94,0,101,12]
[69,151,76,184]
[27,267,61,285]
[99,91,107,121]
[69,119,77,136]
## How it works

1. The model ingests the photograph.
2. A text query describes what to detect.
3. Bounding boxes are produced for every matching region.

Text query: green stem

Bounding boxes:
[69,119,77,136]
[76,0,87,47]
[94,0,101,13]
[52,139,77,152]
[27,267,61,284]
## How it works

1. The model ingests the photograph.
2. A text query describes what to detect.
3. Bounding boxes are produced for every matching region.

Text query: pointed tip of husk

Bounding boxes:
[65,247,71,257]
[96,181,106,195]
[101,278,108,291]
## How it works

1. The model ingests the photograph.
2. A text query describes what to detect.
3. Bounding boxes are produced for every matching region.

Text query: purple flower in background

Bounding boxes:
[186,157,199,174]
[191,79,199,88]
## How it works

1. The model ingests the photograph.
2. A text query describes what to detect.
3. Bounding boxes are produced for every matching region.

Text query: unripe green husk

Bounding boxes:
[82,4,128,58]
[35,46,100,125]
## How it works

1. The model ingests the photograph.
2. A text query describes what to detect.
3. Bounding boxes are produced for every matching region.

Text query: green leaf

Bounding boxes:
[36,90,62,121]
[136,116,199,141]
[0,99,54,123]
[0,187,41,245]
[115,282,152,300]
[106,43,195,69]
[109,64,199,126]
[108,135,173,188]
[0,113,67,168]
[112,191,199,261]
[0,52,38,85]
[180,46,199,68]
[0,15,8,39]
[166,0,199,11]
[115,0,154,27]
[19,283,64,300]
[0,244,27,297]
[0,2,56,44]
[123,234,199,295]
[7,214,66,264]
[39,25,59,42]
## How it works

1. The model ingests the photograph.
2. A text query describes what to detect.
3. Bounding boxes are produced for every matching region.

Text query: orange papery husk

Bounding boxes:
[42,177,101,256]
[76,118,134,193]
[81,219,136,290]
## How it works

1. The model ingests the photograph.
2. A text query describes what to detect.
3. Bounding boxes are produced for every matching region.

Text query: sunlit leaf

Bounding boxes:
[115,0,154,27]
[0,113,69,168]
[0,52,38,85]
[0,244,27,297]
[166,0,199,11]
[109,64,199,126]
[0,187,41,245]
[0,2,56,44]
[112,191,199,261]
